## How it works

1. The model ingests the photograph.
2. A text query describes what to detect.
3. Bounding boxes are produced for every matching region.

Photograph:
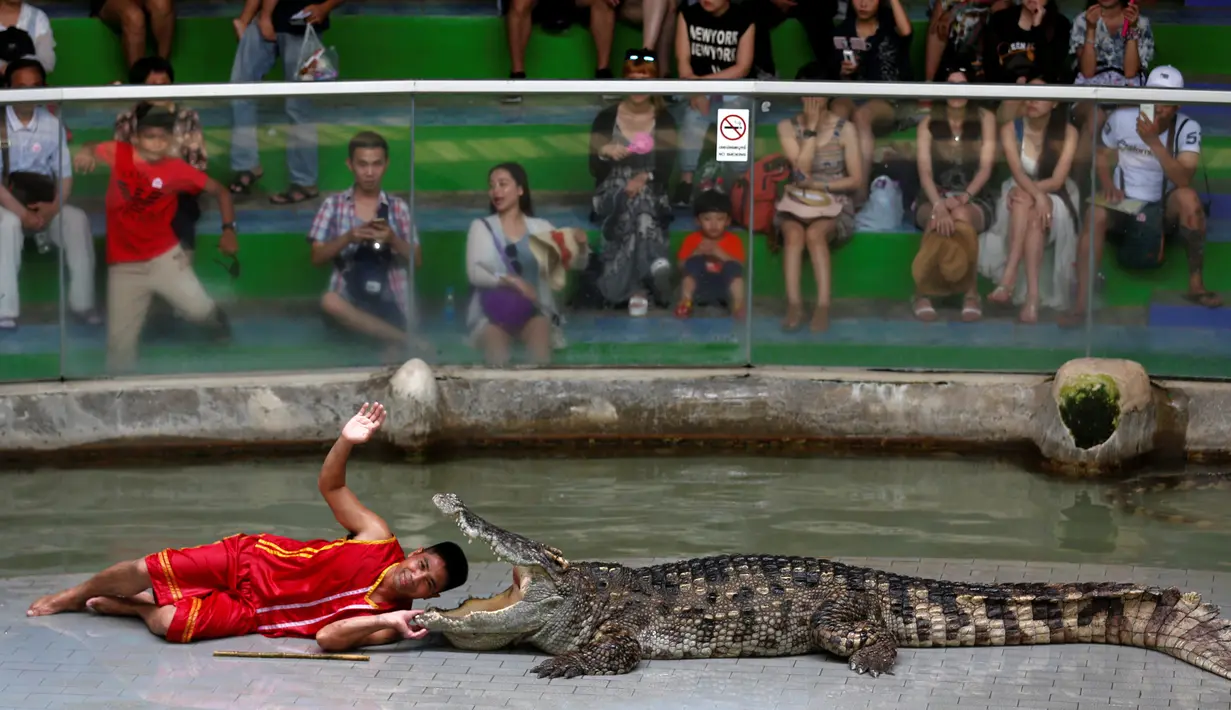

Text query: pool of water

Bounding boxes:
[3,455,1230,578]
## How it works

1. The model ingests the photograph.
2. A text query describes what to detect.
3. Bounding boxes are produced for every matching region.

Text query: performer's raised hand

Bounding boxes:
[342,402,386,445]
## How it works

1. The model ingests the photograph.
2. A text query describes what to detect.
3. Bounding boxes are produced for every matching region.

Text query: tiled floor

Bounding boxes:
[3,556,1230,709]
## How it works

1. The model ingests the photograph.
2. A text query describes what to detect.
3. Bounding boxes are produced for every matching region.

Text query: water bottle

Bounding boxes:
[443,287,455,325]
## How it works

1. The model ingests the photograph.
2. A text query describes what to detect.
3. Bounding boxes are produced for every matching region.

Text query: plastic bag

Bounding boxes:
[854,175,905,233]
[295,25,338,82]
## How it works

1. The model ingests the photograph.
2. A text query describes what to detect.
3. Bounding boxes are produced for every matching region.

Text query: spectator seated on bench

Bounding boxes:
[311,131,425,358]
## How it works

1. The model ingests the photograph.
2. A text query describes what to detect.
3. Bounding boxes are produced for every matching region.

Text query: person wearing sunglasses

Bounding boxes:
[584,48,677,315]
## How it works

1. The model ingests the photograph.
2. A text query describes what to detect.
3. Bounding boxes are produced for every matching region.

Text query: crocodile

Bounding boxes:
[416,493,1231,681]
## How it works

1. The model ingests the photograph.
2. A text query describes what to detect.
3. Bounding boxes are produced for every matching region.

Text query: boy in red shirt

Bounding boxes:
[674,190,746,318]
[76,103,239,372]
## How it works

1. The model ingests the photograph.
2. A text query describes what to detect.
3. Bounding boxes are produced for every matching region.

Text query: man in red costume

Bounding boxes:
[27,402,469,651]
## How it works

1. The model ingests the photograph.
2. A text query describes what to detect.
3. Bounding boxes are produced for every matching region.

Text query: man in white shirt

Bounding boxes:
[0,57,97,330]
[1064,65,1220,325]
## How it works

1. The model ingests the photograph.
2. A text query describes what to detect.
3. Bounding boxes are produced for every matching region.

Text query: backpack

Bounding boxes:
[729,152,793,235]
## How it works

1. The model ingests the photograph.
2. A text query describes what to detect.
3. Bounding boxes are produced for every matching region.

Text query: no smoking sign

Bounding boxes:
[715,108,750,163]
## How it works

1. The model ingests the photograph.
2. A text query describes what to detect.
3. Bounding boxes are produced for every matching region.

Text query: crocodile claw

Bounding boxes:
[531,655,587,679]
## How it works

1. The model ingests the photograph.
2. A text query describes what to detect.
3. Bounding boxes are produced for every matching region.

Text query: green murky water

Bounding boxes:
[2,455,1229,577]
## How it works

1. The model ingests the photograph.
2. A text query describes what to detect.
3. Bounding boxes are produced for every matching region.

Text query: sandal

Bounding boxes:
[960,295,982,322]
[674,299,693,319]
[1183,290,1223,309]
[988,284,1013,305]
[269,184,319,205]
[229,169,263,195]
[913,296,937,322]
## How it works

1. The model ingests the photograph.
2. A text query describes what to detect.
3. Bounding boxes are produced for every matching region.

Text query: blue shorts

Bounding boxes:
[683,256,743,306]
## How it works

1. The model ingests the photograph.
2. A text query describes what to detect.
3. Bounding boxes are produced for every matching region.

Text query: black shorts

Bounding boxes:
[683,255,743,306]
[1105,198,1173,270]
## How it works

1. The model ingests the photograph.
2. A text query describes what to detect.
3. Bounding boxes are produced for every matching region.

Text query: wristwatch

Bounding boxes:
[221,221,238,232]
[802,129,818,138]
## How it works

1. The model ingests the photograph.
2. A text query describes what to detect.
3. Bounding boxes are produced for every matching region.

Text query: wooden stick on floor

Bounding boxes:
[212,650,370,662]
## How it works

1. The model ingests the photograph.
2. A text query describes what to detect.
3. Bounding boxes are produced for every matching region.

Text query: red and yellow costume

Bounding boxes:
[144,533,406,643]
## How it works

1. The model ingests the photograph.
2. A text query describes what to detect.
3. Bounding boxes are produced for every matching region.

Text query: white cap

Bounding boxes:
[1146,66,1184,89]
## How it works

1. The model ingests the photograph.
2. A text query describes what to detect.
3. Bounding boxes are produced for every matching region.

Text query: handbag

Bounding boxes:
[0,114,57,206]
[478,218,538,333]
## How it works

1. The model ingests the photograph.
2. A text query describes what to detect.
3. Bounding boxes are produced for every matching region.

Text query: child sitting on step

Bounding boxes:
[674,190,746,319]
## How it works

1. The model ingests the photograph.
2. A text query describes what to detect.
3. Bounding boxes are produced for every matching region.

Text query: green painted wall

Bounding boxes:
[45,16,1231,88]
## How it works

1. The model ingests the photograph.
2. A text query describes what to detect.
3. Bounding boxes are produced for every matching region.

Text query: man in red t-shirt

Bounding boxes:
[75,103,240,373]
[674,190,747,319]
[27,401,470,652]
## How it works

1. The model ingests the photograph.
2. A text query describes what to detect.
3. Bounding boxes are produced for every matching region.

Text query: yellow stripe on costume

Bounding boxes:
[254,536,397,559]
[158,549,183,602]
[182,597,203,643]
[364,563,401,608]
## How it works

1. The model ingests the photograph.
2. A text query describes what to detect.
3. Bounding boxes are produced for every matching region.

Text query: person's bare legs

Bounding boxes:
[85,593,174,637]
[28,559,152,616]
[780,220,808,330]
[586,0,617,73]
[1020,210,1046,323]
[728,276,745,317]
[480,323,514,366]
[320,292,405,344]
[143,0,175,59]
[804,219,836,332]
[520,315,552,364]
[1061,205,1108,326]
[924,3,950,83]
[507,0,536,74]
[97,0,148,68]
[992,187,1031,303]
[853,101,894,200]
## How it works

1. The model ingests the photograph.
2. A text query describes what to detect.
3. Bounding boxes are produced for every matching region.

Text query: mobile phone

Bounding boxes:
[369,218,388,227]
[843,49,856,64]
[1140,103,1155,122]
[290,9,310,24]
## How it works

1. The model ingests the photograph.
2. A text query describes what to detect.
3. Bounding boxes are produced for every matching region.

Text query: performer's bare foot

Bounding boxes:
[86,596,151,618]
[27,588,89,617]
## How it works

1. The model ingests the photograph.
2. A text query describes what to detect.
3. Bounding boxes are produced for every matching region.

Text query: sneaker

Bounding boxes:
[628,294,649,317]
[0,318,15,330]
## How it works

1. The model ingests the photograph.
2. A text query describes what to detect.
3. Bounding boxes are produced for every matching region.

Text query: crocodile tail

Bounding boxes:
[1135,586,1231,679]
[890,577,1231,680]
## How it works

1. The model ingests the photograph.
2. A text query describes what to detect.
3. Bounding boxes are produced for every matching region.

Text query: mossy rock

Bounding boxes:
[1058,373,1122,450]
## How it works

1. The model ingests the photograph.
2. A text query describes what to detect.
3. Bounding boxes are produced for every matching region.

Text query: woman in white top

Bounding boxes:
[0,0,54,73]
[465,162,559,366]
[978,78,1080,323]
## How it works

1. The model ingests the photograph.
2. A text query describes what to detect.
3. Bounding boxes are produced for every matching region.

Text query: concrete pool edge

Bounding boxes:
[1,363,1228,468]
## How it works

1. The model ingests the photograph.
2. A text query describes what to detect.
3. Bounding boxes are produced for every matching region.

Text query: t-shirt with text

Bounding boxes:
[681,1,754,78]
[1102,108,1201,203]
[99,141,208,264]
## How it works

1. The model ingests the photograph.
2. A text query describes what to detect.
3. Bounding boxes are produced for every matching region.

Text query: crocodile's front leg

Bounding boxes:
[530,622,642,678]
[811,593,899,677]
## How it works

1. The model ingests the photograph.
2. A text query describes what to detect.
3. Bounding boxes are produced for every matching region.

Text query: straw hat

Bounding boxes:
[528,227,591,291]
[912,222,978,296]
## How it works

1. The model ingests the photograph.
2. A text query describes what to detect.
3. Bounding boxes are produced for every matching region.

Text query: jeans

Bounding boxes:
[679,95,754,175]
[228,24,318,187]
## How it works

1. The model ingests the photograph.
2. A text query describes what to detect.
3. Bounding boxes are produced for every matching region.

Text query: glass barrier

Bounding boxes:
[1,97,69,383]
[1080,94,1230,379]
[4,79,1231,382]
[411,91,754,368]
[747,86,1099,372]
[58,92,415,379]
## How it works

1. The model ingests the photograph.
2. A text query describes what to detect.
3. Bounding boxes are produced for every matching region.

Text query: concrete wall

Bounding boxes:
[4,362,1226,470]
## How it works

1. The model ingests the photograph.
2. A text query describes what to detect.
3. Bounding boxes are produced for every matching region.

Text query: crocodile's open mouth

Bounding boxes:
[435,565,531,618]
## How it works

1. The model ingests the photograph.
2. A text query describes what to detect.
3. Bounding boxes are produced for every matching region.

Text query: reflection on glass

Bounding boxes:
[0,61,91,382]
[1073,65,1223,377]
[774,64,861,334]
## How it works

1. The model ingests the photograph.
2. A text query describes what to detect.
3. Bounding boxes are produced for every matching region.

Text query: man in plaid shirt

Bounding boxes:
[310,131,421,350]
